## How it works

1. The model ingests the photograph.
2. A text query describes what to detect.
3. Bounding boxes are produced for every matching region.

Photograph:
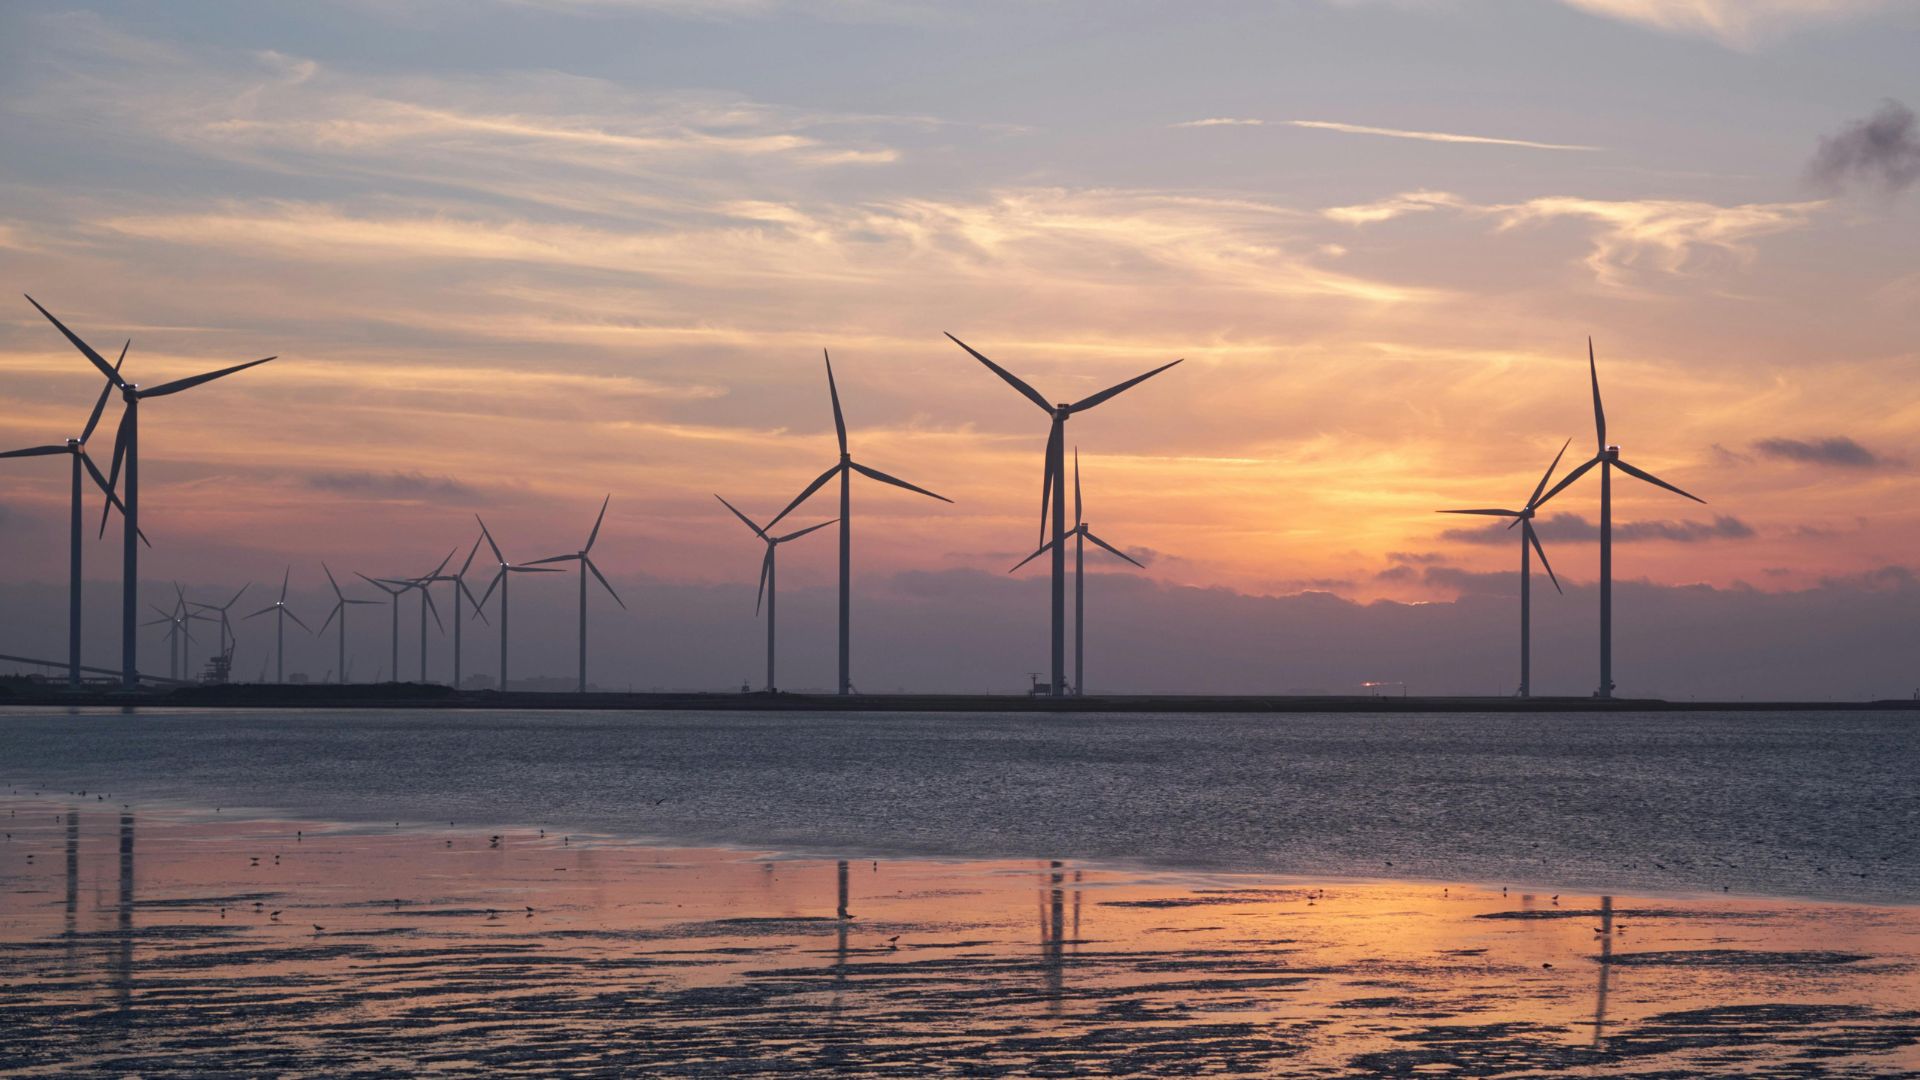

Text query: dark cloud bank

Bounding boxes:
[1752,436,1899,469]
[3,563,1916,700]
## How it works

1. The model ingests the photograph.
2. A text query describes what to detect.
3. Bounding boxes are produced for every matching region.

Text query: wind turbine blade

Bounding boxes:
[323,562,345,600]
[319,602,341,635]
[0,445,70,458]
[1009,535,1061,573]
[524,554,577,566]
[585,557,625,610]
[279,566,290,603]
[138,357,275,399]
[460,579,490,624]
[226,583,249,608]
[98,413,130,538]
[824,349,848,456]
[1039,423,1060,544]
[1073,447,1082,528]
[756,546,773,615]
[1614,458,1705,504]
[243,606,276,620]
[79,346,124,445]
[1525,521,1563,595]
[1537,455,1600,508]
[945,332,1052,413]
[24,296,125,387]
[1589,337,1606,452]
[764,463,841,531]
[426,547,455,581]
[476,515,504,563]
[585,494,610,552]
[459,532,485,577]
[422,589,443,632]
[715,494,767,538]
[81,453,127,519]
[774,518,837,543]
[353,571,396,595]
[849,461,951,503]
[477,568,504,609]
[1068,358,1183,413]
[1083,530,1145,568]
[1436,508,1521,517]
[1527,437,1573,510]
[509,565,563,574]
[284,608,313,634]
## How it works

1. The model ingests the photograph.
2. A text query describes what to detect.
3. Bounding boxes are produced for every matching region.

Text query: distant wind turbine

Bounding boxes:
[142,602,191,681]
[1438,439,1570,698]
[0,349,138,686]
[384,550,452,684]
[475,517,561,691]
[26,295,274,688]
[765,351,950,696]
[317,564,377,684]
[189,583,250,676]
[407,534,489,689]
[355,572,409,683]
[1010,450,1145,696]
[1537,340,1704,698]
[717,494,835,693]
[528,496,625,693]
[244,567,310,684]
[947,333,1180,696]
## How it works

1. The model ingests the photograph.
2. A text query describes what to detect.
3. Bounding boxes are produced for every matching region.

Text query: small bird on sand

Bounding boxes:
[269,911,282,920]
[312,925,324,934]
[1542,962,1554,969]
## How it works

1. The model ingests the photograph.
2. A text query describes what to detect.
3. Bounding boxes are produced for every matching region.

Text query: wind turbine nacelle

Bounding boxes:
[1603,445,1621,459]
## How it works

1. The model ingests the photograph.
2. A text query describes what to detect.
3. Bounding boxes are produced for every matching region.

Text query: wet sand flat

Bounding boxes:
[2,797,1918,1077]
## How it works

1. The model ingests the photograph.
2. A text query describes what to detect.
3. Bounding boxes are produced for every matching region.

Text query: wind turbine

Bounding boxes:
[1538,340,1704,698]
[1438,440,1570,698]
[26,295,274,688]
[528,496,625,693]
[474,517,560,691]
[764,351,950,696]
[383,550,452,684]
[354,572,409,683]
[317,564,377,684]
[189,584,250,674]
[947,333,1180,696]
[717,494,835,693]
[408,534,489,690]
[243,567,310,683]
[0,347,139,686]
[1010,450,1145,696]
[141,602,191,681]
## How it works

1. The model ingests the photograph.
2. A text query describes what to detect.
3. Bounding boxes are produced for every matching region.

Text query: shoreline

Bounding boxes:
[4,792,1918,1075]
[5,683,1920,712]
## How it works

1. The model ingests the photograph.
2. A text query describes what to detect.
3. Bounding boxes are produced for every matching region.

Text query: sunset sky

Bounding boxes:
[2,1,1918,693]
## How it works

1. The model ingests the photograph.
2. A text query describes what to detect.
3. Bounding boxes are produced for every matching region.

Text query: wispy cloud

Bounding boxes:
[1558,0,1895,48]
[1285,119,1599,152]
[1443,512,1756,544]
[1172,117,1266,128]
[1491,196,1825,287]
[1323,190,1466,225]
[1753,436,1900,468]
[305,470,483,503]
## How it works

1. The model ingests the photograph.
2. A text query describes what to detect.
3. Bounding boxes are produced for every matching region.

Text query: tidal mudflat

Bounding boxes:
[2,797,1917,1077]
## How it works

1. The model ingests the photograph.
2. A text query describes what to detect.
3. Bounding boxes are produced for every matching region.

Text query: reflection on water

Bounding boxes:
[0,800,1916,1076]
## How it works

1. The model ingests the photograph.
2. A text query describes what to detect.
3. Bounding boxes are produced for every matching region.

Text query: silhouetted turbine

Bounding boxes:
[243,567,310,684]
[948,333,1179,696]
[0,346,139,686]
[717,494,835,693]
[765,351,950,695]
[188,583,250,676]
[404,534,489,689]
[354,572,409,682]
[317,564,377,685]
[1438,439,1570,698]
[475,517,560,691]
[383,550,453,684]
[26,295,274,688]
[529,496,625,693]
[1537,339,1704,698]
[1010,450,1145,696]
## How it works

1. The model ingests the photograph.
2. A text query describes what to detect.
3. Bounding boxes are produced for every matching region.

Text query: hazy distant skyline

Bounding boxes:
[2,1,1918,693]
